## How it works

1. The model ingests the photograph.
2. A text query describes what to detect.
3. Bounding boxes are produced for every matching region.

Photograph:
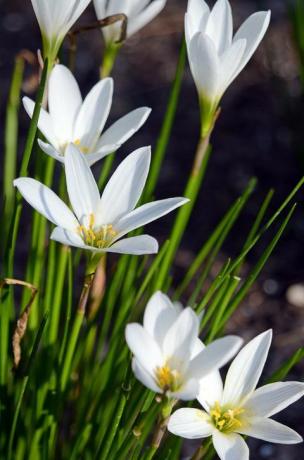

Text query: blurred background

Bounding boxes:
[0,0,304,458]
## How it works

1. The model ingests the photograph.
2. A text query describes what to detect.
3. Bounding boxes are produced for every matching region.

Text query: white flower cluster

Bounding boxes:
[126,293,304,460]
[16,1,303,459]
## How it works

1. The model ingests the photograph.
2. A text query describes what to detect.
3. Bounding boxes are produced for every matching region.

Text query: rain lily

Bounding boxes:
[23,64,151,166]
[30,0,91,62]
[168,330,304,459]
[125,291,243,400]
[94,0,167,45]
[14,145,188,255]
[185,0,271,135]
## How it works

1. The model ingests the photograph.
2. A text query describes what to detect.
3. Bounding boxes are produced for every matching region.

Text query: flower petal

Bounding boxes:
[132,358,162,393]
[23,97,59,149]
[74,78,113,151]
[143,291,180,347]
[188,32,220,100]
[48,65,82,143]
[97,147,151,225]
[222,330,272,406]
[219,38,247,94]
[125,323,163,373]
[244,381,304,418]
[105,235,158,255]
[186,0,210,40]
[239,417,303,444]
[96,107,151,150]
[115,197,189,238]
[189,335,243,380]
[50,226,86,248]
[168,408,212,439]
[170,378,199,401]
[14,178,77,230]
[64,144,100,225]
[205,0,233,54]
[233,11,271,75]
[198,369,224,412]
[86,145,120,167]
[213,431,249,460]
[163,307,199,365]
[38,139,63,162]
[127,0,166,37]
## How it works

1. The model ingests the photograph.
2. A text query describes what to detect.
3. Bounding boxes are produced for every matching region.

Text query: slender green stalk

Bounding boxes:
[3,56,24,240]
[155,136,212,290]
[143,40,186,201]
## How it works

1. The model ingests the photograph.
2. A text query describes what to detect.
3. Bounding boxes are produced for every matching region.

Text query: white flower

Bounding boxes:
[185,0,271,135]
[168,330,304,459]
[30,0,91,60]
[23,65,150,167]
[94,0,167,44]
[125,291,243,400]
[14,145,188,255]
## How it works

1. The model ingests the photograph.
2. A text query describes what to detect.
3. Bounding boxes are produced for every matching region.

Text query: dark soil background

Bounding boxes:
[0,0,304,458]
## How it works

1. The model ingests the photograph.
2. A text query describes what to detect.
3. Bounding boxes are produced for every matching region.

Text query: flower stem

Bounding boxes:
[191,439,212,460]
[155,113,219,290]
[60,257,98,391]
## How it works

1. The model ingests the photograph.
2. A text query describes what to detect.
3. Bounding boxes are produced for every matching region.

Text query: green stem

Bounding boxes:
[100,43,120,78]
[3,56,24,241]
[155,132,213,290]
[143,40,186,201]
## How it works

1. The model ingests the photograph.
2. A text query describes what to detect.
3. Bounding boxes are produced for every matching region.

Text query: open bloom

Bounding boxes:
[185,0,271,135]
[14,145,188,255]
[94,0,167,44]
[31,0,91,60]
[168,330,304,459]
[125,291,242,400]
[23,65,151,166]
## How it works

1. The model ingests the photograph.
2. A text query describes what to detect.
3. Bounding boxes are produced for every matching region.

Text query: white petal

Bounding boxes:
[189,336,243,380]
[170,378,199,401]
[86,145,119,167]
[213,431,249,460]
[163,307,199,365]
[97,147,151,225]
[198,369,224,412]
[14,178,77,231]
[239,417,303,444]
[125,323,163,373]
[222,330,272,406]
[244,382,304,418]
[127,0,166,37]
[143,291,180,347]
[96,107,151,149]
[205,0,233,54]
[132,358,161,393]
[233,11,271,74]
[38,139,63,162]
[115,197,189,238]
[219,39,247,94]
[23,97,59,149]
[64,144,100,225]
[48,65,82,143]
[50,226,86,249]
[64,0,91,35]
[191,340,224,410]
[105,235,158,255]
[168,408,212,439]
[93,0,107,19]
[188,32,220,100]
[74,78,113,151]
[186,0,210,37]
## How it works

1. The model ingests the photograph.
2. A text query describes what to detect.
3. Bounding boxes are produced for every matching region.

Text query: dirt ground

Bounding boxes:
[0,1,303,458]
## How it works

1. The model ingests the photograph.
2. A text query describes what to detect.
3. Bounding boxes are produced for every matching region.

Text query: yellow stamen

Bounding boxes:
[73,139,90,154]
[210,402,244,433]
[155,364,182,392]
[78,214,118,249]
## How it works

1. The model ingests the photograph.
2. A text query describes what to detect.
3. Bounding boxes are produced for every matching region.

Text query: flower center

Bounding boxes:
[73,139,90,154]
[210,402,244,433]
[155,365,182,393]
[78,214,118,249]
